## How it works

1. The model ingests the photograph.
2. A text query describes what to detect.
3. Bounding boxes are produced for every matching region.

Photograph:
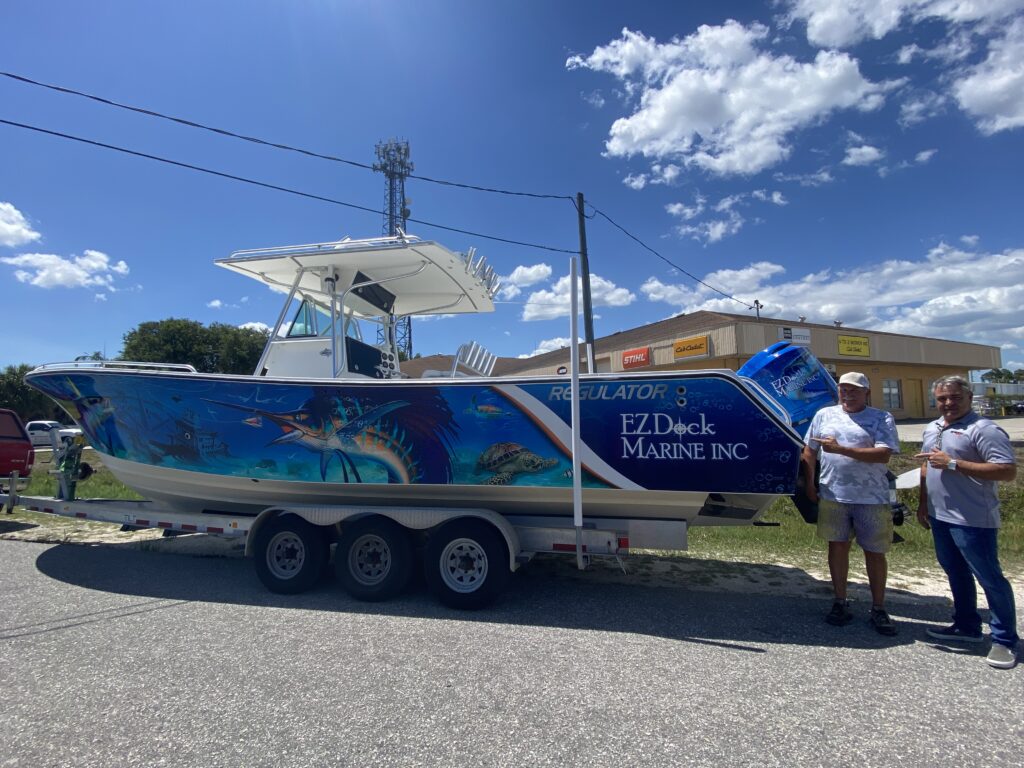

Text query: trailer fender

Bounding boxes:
[245,505,521,572]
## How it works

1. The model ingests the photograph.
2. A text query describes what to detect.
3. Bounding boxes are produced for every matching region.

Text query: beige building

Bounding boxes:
[407,311,1000,420]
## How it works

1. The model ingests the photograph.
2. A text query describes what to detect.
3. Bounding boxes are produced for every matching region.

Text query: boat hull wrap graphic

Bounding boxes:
[27,368,807,520]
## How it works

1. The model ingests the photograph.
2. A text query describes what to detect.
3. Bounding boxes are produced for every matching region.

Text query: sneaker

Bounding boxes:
[869,607,897,636]
[986,644,1018,670]
[826,601,853,626]
[926,624,985,644]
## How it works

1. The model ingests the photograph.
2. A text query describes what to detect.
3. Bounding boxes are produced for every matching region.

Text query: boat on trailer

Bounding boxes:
[18,233,842,607]
[26,234,836,528]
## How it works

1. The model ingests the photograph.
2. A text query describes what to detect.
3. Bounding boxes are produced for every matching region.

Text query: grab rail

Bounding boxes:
[31,361,199,374]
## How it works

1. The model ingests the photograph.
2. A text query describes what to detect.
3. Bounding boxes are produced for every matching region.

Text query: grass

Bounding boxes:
[8,440,1024,572]
[688,440,1024,571]
[22,448,144,500]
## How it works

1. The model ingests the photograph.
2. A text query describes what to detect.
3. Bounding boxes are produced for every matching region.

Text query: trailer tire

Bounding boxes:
[424,519,509,610]
[336,516,413,601]
[253,515,328,594]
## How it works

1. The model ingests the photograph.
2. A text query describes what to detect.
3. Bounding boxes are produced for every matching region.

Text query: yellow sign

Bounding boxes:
[838,334,870,357]
[673,335,709,359]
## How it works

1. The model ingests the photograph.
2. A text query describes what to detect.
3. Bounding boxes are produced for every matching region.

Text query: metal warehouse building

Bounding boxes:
[410,311,1000,420]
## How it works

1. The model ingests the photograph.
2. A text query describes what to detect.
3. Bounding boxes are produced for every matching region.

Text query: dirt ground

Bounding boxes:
[4,507,1009,608]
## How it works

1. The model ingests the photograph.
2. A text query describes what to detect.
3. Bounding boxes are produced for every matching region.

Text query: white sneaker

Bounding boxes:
[986,644,1018,669]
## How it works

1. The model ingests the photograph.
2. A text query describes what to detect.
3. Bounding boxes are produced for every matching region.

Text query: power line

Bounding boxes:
[0,117,577,255]
[585,202,754,309]
[1,71,573,201]
[0,70,759,303]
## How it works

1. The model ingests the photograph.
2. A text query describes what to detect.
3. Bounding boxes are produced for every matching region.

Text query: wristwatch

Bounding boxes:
[947,459,958,472]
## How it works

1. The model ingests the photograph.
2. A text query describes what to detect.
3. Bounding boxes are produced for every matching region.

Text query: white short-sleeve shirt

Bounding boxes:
[805,405,900,505]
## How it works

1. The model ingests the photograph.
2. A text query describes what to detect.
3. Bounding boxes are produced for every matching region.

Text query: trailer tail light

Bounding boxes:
[552,542,586,552]
[617,537,629,551]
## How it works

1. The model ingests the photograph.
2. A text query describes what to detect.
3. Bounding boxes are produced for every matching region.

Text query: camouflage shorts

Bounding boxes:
[817,499,893,554]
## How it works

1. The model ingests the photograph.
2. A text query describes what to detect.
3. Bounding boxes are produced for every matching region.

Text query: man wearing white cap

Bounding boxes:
[802,371,900,634]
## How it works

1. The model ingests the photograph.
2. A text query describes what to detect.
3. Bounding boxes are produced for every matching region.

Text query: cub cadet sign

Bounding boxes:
[673,335,709,360]
[622,346,650,369]
[838,334,871,357]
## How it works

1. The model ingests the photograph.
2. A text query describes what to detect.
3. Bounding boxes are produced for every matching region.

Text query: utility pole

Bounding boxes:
[373,139,414,357]
[753,299,763,320]
[576,193,596,372]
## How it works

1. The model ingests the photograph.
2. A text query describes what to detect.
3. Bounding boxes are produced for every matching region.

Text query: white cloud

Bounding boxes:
[0,202,42,248]
[952,17,1024,134]
[498,263,553,300]
[666,188,786,244]
[649,163,682,184]
[961,234,980,245]
[915,148,938,162]
[1,249,130,290]
[774,167,834,186]
[517,336,584,358]
[568,22,896,176]
[240,321,272,334]
[899,29,975,64]
[522,273,635,321]
[666,194,706,220]
[783,0,1024,48]
[208,299,224,309]
[757,189,786,204]
[623,173,648,190]
[675,211,746,244]
[842,144,885,165]
[714,194,744,213]
[581,90,606,108]
[94,293,107,302]
[783,0,907,48]
[898,90,948,126]
[641,242,1024,355]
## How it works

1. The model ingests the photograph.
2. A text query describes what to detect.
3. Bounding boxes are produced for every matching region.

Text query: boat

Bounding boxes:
[25,234,837,525]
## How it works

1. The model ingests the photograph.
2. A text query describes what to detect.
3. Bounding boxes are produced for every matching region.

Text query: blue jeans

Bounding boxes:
[930,517,1019,648]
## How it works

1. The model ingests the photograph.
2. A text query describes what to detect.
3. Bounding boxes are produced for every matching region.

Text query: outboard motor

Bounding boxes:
[739,341,838,525]
[737,341,838,438]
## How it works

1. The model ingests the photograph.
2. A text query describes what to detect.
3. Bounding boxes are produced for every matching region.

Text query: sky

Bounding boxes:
[2,0,1023,373]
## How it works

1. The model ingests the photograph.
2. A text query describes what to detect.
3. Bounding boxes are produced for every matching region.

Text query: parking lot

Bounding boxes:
[895,415,1024,444]
[1,538,1020,767]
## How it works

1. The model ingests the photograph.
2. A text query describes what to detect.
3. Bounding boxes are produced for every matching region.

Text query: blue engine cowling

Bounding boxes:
[738,341,837,438]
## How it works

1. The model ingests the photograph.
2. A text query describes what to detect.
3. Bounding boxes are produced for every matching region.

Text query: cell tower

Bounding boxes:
[373,139,414,357]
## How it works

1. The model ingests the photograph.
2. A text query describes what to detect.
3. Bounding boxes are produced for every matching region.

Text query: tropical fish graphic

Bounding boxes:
[206,396,419,483]
[464,392,509,419]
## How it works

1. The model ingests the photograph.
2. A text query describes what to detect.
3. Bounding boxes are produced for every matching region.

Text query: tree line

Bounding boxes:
[0,319,268,422]
[980,368,1024,383]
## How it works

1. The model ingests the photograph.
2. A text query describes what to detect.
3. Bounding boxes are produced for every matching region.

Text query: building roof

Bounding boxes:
[498,310,741,374]
[402,310,1000,377]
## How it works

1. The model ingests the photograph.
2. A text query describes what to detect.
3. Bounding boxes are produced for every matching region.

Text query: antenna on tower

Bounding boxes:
[373,139,414,357]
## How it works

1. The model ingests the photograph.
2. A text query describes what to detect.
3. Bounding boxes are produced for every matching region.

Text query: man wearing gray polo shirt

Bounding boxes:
[916,374,1019,669]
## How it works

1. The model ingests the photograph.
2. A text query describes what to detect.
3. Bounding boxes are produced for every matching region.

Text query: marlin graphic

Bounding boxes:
[205,397,416,483]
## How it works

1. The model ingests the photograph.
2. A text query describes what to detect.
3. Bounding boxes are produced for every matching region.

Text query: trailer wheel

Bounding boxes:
[253,515,328,594]
[424,519,509,610]
[336,516,413,601]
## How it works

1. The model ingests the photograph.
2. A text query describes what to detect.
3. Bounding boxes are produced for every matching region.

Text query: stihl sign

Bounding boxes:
[622,347,650,369]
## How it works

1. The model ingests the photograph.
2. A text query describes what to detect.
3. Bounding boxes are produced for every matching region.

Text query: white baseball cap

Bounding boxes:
[838,372,869,388]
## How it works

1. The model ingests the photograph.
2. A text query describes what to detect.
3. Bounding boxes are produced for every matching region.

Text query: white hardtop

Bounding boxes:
[215,233,498,319]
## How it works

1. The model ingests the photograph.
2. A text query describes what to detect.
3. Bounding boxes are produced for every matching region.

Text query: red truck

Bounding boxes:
[0,408,35,492]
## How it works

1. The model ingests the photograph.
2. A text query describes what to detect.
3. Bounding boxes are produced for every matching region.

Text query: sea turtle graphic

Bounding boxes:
[475,442,559,485]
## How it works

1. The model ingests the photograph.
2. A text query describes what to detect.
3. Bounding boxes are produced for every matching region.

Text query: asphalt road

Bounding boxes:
[1,539,1020,767]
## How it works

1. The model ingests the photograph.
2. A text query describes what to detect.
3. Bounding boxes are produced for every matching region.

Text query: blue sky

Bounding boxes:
[2,0,1023,371]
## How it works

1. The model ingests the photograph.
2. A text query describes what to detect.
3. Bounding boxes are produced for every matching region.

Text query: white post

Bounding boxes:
[569,257,585,569]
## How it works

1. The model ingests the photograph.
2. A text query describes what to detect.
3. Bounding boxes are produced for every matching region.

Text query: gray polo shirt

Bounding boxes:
[921,411,1016,528]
